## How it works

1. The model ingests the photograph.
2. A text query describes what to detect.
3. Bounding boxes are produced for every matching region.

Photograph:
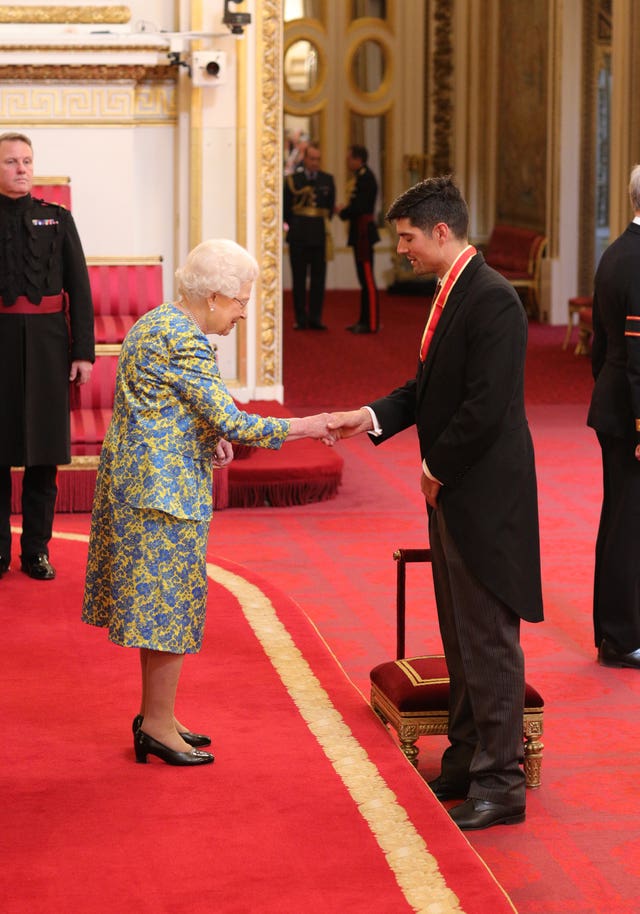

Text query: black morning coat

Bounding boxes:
[587,221,640,445]
[0,193,95,466]
[368,252,544,623]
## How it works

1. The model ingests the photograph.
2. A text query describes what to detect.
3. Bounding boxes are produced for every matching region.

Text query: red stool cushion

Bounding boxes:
[370,655,544,712]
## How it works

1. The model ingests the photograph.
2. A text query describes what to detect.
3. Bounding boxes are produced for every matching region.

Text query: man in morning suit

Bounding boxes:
[284,141,335,330]
[587,163,640,670]
[328,176,543,830]
[0,132,94,581]
[337,144,380,333]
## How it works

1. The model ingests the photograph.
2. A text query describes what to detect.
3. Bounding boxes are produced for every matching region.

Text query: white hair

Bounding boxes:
[175,239,259,300]
[629,164,640,212]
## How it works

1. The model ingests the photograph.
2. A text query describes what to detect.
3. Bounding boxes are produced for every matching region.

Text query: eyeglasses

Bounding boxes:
[214,291,250,309]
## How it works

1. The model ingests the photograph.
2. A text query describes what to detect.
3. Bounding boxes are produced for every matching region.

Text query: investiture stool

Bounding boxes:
[283,142,335,331]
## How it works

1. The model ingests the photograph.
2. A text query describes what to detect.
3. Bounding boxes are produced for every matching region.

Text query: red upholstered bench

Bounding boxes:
[484,224,547,317]
[87,256,164,345]
[370,549,544,788]
[71,355,119,456]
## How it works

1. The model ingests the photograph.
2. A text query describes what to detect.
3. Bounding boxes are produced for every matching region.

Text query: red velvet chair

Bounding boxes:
[484,224,547,317]
[576,300,594,355]
[32,177,72,210]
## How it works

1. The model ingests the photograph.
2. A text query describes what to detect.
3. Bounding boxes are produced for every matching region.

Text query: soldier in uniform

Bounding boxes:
[0,132,94,581]
[337,145,380,334]
[283,142,335,330]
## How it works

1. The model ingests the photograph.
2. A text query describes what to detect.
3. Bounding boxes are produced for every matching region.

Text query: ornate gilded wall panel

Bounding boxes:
[430,0,453,176]
[495,0,548,230]
[257,0,282,388]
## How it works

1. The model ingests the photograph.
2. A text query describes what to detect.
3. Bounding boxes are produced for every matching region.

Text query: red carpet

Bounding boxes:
[282,290,594,409]
[1,531,515,914]
[5,293,636,912]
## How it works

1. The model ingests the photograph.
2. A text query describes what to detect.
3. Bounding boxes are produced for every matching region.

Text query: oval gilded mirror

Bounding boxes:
[284,39,320,94]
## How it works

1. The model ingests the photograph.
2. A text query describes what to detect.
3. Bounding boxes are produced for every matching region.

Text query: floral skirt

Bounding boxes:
[82,497,209,654]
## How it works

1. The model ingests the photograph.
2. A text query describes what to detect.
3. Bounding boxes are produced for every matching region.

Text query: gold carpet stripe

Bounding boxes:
[206,562,467,914]
[44,529,512,913]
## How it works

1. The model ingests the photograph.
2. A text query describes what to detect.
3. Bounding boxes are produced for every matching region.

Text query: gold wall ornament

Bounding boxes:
[0,64,176,83]
[431,0,454,176]
[0,82,176,124]
[256,0,282,390]
[0,5,131,24]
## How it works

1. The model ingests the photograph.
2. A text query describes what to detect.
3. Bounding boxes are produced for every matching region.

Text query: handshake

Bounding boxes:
[288,408,373,445]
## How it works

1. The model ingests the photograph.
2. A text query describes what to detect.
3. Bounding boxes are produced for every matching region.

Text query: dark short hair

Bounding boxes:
[386,175,469,240]
[349,144,368,164]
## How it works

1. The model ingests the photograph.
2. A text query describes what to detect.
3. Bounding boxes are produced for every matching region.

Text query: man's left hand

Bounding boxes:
[69,360,93,384]
[421,471,441,509]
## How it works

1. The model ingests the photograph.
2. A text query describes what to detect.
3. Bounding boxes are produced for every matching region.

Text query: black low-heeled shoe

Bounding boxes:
[132,715,212,748]
[134,729,214,766]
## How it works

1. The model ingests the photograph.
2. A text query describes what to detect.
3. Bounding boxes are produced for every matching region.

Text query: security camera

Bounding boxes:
[223,0,251,35]
[191,51,226,87]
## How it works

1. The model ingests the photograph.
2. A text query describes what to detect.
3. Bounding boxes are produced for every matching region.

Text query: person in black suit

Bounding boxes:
[283,142,335,330]
[336,145,380,333]
[329,176,543,830]
[0,132,94,581]
[587,164,640,671]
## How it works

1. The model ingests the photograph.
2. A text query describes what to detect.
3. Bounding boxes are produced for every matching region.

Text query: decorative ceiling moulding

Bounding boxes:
[0,6,131,24]
[0,64,176,82]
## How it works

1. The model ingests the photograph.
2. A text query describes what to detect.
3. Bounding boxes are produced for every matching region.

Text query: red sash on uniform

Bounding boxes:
[0,294,65,314]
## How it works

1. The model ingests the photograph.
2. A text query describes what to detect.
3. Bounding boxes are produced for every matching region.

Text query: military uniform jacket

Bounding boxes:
[587,221,640,446]
[338,164,380,254]
[284,166,336,248]
[0,192,95,465]
[368,253,543,622]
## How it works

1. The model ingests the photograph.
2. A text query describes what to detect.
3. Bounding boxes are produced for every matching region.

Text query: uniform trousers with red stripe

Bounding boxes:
[353,248,379,332]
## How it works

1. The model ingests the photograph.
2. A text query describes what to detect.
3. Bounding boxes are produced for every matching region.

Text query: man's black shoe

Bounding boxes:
[308,322,328,330]
[0,554,9,577]
[347,323,372,334]
[293,322,307,330]
[427,775,470,801]
[21,553,56,581]
[449,798,525,831]
[598,638,640,670]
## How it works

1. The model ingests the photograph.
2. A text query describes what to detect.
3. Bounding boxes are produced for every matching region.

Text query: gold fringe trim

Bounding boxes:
[206,562,465,914]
